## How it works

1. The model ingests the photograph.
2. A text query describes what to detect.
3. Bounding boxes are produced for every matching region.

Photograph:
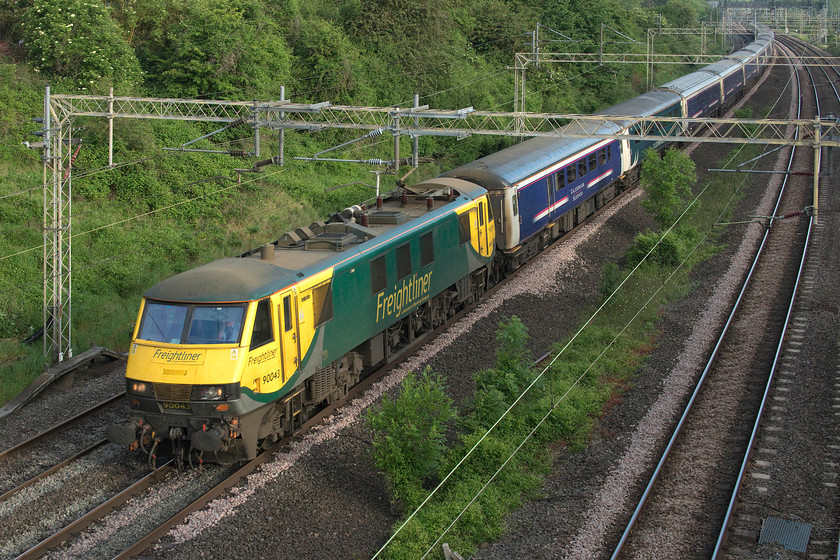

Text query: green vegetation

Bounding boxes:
[368,316,646,557]
[627,147,699,267]
[367,368,456,514]
[640,147,697,230]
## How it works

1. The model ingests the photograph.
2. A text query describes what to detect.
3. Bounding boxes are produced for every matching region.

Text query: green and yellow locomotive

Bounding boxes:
[107,179,494,464]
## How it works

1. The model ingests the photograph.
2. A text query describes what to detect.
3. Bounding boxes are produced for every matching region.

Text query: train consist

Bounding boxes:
[107,30,773,465]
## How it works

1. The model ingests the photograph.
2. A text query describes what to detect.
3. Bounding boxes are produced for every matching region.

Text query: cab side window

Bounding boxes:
[250,298,273,350]
[371,255,387,294]
[458,213,471,245]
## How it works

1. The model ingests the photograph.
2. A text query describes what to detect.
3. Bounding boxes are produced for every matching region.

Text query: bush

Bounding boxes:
[137,0,293,98]
[21,0,141,91]
[625,226,701,268]
[367,367,456,513]
[469,316,534,429]
[640,147,697,230]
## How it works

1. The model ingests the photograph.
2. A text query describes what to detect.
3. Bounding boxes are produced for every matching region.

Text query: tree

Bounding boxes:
[640,147,697,230]
[136,0,293,99]
[22,0,141,91]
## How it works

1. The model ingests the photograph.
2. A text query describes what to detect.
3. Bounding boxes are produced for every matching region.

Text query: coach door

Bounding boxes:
[278,289,301,382]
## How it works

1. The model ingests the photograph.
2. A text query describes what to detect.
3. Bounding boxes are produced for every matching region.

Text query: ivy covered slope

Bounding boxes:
[0,0,709,388]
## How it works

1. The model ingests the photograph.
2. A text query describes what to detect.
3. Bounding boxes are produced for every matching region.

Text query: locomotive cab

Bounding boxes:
[107,293,290,466]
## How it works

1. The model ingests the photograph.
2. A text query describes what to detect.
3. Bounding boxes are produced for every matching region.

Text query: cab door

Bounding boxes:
[476,197,494,258]
[278,289,301,382]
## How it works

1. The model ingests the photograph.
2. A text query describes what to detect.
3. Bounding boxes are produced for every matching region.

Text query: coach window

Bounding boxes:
[371,255,387,294]
[598,149,606,166]
[250,298,273,350]
[606,144,612,161]
[420,232,434,267]
[557,171,566,190]
[588,153,597,170]
[567,165,576,182]
[578,160,587,177]
[397,243,412,279]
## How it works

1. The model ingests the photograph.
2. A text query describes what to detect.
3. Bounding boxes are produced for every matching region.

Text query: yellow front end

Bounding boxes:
[111,297,284,461]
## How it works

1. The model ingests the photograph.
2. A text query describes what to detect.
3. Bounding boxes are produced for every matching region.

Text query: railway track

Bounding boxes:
[713,36,840,559]
[608,36,836,559]
[0,365,142,560]
[0,391,124,489]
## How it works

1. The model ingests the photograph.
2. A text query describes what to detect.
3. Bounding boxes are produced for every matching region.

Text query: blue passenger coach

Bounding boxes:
[443,132,621,256]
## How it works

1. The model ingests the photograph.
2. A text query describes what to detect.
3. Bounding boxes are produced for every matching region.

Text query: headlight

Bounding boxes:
[127,380,154,397]
[192,385,225,401]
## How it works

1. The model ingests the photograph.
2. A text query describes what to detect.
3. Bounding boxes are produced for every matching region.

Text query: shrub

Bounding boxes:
[367,367,456,513]
[625,225,701,268]
[469,316,535,429]
[22,0,141,91]
[640,147,697,230]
